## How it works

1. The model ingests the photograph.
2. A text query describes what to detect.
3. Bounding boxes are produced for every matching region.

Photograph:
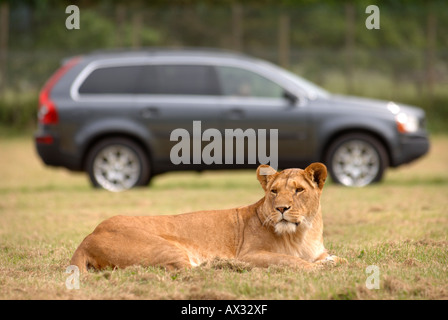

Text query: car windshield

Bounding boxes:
[259,60,330,99]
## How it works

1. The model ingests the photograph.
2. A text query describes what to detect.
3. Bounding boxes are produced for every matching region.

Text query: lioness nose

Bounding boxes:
[276,206,291,214]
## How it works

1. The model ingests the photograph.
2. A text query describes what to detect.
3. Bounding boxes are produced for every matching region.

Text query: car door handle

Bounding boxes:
[140,107,159,118]
[226,109,245,119]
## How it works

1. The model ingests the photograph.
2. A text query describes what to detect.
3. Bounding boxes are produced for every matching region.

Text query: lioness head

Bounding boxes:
[257,163,327,235]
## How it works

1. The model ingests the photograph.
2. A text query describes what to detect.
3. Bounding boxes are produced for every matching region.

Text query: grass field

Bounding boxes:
[0,135,447,300]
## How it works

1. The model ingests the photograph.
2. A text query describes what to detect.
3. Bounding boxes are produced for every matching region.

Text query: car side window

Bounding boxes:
[216,66,284,98]
[140,64,220,96]
[78,65,141,94]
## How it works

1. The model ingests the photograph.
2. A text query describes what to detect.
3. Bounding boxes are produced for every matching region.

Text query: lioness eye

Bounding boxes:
[271,189,277,194]
[296,187,304,193]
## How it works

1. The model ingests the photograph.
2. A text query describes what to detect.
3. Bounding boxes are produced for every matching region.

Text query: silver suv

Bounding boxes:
[34,49,429,191]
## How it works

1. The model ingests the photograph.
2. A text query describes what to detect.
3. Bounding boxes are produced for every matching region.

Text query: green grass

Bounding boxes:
[0,135,447,299]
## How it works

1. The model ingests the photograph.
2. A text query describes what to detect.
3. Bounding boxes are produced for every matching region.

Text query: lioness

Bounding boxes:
[71,163,345,272]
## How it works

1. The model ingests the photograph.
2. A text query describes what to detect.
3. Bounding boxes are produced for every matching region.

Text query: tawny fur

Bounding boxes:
[70,163,346,272]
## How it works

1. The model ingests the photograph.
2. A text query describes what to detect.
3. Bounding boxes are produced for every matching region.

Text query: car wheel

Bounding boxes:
[86,138,151,192]
[325,133,388,187]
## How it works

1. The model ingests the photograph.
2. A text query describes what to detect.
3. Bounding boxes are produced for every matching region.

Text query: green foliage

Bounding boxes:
[1,1,447,131]
[37,9,117,50]
[0,90,37,130]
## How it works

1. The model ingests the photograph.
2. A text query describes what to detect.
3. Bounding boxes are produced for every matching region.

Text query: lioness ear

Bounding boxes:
[256,165,278,191]
[305,162,327,190]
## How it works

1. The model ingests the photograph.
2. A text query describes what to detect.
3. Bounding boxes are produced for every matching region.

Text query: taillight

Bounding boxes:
[35,135,54,144]
[38,57,81,125]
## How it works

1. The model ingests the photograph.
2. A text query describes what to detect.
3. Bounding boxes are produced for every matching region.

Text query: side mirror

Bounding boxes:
[283,90,298,105]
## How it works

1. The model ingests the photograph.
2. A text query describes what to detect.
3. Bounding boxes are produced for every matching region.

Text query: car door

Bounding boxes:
[215,65,311,170]
[134,63,222,170]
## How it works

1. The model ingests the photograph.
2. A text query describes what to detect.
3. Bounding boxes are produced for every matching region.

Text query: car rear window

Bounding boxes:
[140,65,220,96]
[78,64,220,96]
[78,65,141,94]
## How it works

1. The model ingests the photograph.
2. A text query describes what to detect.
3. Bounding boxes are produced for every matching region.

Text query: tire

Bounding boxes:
[85,137,151,192]
[325,133,388,187]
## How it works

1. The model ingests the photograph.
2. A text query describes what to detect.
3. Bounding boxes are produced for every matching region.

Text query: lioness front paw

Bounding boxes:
[315,255,348,266]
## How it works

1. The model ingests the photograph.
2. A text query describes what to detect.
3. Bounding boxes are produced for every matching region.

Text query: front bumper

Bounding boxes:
[391,134,430,167]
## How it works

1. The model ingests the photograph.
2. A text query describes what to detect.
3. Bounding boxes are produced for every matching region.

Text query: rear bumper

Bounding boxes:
[34,132,83,171]
[391,134,430,167]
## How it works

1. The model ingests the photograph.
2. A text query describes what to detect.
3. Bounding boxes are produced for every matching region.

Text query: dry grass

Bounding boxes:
[0,135,447,300]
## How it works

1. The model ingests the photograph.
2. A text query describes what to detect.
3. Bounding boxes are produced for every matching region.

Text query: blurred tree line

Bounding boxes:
[0,0,447,131]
